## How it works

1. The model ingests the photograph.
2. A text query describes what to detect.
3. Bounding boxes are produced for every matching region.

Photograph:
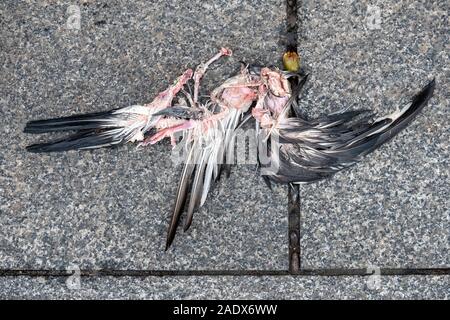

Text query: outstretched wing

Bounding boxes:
[263,79,436,183]
[24,105,149,152]
[24,69,193,153]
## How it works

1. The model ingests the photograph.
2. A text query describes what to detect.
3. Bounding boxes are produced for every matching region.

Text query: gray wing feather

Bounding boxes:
[263,79,435,184]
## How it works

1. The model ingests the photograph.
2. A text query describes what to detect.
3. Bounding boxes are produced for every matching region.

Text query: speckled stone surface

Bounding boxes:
[0,275,448,299]
[0,0,288,270]
[298,0,449,268]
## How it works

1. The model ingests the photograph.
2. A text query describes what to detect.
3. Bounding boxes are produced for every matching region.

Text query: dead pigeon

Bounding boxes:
[24,48,435,249]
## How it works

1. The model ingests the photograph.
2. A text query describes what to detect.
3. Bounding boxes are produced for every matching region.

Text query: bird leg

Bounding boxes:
[141,68,194,132]
[193,47,233,105]
[144,68,193,111]
[145,120,196,147]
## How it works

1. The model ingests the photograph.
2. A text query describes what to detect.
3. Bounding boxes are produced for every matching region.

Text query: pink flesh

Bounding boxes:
[251,84,270,125]
[155,118,187,130]
[252,108,273,128]
[138,63,293,146]
[144,68,193,112]
[261,67,290,97]
[265,94,289,116]
[220,86,257,109]
[148,120,195,146]
[193,48,232,104]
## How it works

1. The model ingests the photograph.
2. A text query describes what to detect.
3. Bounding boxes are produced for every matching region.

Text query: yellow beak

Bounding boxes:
[283,51,300,72]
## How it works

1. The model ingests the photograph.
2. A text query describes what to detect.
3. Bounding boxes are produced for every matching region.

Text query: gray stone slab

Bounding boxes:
[0,275,448,299]
[0,1,288,270]
[298,0,449,268]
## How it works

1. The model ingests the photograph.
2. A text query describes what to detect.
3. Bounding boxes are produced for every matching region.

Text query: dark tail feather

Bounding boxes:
[371,78,435,152]
[165,163,196,250]
[183,154,208,232]
[24,109,119,134]
[165,145,199,250]
[26,129,124,153]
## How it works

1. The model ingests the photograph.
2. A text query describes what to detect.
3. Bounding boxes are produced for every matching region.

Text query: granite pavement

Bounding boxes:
[0,0,288,270]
